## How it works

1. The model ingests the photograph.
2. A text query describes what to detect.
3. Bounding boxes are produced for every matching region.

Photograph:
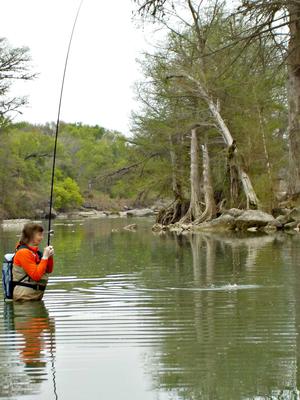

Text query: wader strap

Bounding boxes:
[12,281,46,292]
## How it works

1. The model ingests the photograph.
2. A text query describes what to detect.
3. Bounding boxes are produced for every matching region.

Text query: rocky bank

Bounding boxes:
[152,208,300,234]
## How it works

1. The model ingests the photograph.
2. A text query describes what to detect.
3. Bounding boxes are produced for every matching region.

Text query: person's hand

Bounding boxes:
[43,246,54,259]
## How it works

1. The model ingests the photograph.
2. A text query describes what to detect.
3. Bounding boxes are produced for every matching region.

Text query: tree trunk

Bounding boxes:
[227,141,240,207]
[156,133,188,225]
[206,94,259,209]
[194,143,217,224]
[169,133,183,199]
[288,3,300,194]
[180,126,202,223]
[185,74,260,209]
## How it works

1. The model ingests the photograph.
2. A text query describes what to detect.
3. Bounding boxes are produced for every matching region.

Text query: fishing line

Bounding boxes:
[47,0,84,245]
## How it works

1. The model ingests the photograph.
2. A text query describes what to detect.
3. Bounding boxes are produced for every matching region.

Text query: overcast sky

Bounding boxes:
[1,0,151,135]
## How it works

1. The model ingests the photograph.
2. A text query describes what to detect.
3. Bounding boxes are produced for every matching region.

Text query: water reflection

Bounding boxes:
[0,301,56,399]
[146,232,299,400]
[1,220,300,399]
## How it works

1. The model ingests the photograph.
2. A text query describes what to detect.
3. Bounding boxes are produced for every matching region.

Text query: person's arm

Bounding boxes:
[14,249,48,282]
[46,256,54,273]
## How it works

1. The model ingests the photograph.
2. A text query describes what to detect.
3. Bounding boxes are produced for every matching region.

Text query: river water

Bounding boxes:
[0,217,300,399]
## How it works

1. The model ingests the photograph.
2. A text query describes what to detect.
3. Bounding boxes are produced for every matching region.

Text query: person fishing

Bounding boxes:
[2,1,82,305]
[12,223,54,301]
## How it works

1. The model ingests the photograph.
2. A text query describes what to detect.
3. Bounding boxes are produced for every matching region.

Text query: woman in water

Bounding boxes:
[13,223,54,301]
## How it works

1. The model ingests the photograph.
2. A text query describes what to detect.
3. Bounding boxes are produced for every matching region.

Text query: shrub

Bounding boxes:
[54,177,83,211]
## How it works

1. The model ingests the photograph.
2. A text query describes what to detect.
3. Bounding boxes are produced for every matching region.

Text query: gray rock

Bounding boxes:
[222,208,244,218]
[76,210,107,218]
[276,214,289,225]
[192,214,236,232]
[127,208,155,217]
[284,221,299,230]
[56,213,68,219]
[34,209,45,218]
[235,210,278,230]
[44,208,58,219]
[286,207,300,223]
[104,211,119,217]
[272,207,290,218]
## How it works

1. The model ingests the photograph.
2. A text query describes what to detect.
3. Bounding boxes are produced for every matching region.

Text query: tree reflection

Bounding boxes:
[145,232,299,400]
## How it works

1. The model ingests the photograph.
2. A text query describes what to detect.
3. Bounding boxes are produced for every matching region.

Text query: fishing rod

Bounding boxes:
[47,0,84,246]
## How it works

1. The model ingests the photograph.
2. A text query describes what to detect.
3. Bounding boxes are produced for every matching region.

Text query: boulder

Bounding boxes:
[127,208,155,217]
[284,221,299,230]
[222,208,244,218]
[286,207,300,223]
[235,210,279,230]
[276,214,290,225]
[44,208,58,219]
[34,209,45,219]
[272,207,290,218]
[192,214,236,232]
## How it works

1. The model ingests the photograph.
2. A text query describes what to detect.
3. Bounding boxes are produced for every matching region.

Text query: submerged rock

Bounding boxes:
[123,224,138,231]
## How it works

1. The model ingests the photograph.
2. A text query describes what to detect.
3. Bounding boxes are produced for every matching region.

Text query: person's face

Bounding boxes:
[31,231,44,245]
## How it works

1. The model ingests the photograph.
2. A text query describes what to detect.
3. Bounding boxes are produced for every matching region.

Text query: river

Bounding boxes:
[0,217,299,399]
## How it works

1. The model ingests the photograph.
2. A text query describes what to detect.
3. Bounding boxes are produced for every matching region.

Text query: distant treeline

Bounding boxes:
[1,0,297,221]
[0,122,156,218]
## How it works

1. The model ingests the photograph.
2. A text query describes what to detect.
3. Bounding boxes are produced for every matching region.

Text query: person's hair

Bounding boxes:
[20,223,44,245]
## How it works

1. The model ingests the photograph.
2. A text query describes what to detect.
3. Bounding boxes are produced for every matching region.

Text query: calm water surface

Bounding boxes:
[0,217,300,399]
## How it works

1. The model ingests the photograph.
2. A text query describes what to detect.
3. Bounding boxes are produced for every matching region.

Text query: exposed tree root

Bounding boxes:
[156,198,189,225]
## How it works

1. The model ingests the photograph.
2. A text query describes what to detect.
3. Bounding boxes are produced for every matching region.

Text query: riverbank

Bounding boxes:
[3,206,300,235]
[0,207,157,230]
[153,208,300,234]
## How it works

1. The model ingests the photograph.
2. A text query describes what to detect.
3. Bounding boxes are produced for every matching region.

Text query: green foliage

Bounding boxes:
[0,122,140,217]
[130,4,288,210]
[0,2,292,217]
[54,174,83,211]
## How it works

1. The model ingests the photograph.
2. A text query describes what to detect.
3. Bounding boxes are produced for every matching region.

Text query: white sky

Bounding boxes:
[1,0,151,135]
